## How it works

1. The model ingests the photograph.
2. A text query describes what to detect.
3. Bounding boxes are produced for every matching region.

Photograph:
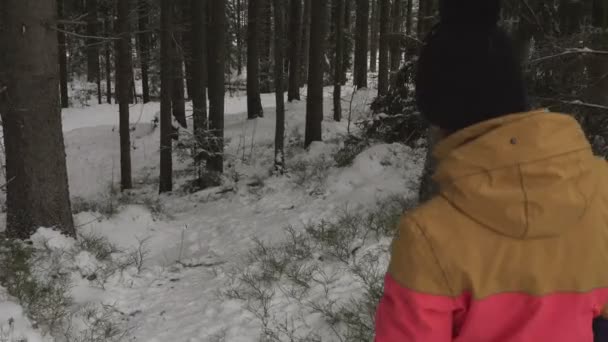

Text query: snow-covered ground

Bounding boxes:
[1,86,423,341]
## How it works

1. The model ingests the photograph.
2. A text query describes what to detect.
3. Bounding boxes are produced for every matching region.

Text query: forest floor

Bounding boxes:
[0,85,425,342]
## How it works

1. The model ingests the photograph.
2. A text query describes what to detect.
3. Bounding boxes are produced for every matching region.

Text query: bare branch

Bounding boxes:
[529,48,608,64]
[534,97,608,111]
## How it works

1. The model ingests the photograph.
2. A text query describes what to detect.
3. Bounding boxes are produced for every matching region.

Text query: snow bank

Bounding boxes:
[0,287,47,342]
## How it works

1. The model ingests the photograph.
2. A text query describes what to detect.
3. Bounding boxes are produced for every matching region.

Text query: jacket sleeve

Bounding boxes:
[375,216,456,342]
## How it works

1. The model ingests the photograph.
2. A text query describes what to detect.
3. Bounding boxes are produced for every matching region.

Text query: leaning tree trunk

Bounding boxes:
[0,0,75,238]
[334,0,345,122]
[300,0,312,86]
[116,0,133,190]
[159,0,174,193]
[247,0,264,118]
[288,0,302,101]
[58,0,70,108]
[369,0,379,73]
[354,0,369,88]
[138,0,151,103]
[378,0,390,95]
[273,0,286,173]
[305,0,326,147]
[208,0,226,173]
[390,0,402,71]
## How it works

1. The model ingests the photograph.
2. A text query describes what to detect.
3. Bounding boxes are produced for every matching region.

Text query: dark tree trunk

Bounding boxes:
[300,0,312,86]
[378,0,390,95]
[160,0,174,193]
[305,0,326,147]
[86,0,101,86]
[116,0,133,191]
[247,0,264,118]
[405,0,413,35]
[181,0,194,100]
[191,0,208,140]
[354,0,369,88]
[172,4,187,128]
[288,0,302,101]
[138,0,151,103]
[417,0,435,38]
[208,0,226,173]
[390,0,402,71]
[237,0,243,75]
[273,0,286,172]
[1,0,75,238]
[334,0,345,122]
[104,17,112,104]
[369,0,379,73]
[58,0,70,108]
[260,0,273,94]
[342,0,352,84]
[586,0,608,107]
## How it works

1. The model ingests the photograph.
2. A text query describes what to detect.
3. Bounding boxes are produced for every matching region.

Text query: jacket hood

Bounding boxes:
[433,111,601,239]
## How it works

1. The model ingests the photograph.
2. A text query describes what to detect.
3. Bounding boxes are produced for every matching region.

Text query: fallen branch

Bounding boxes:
[529,48,608,64]
[534,97,608,111]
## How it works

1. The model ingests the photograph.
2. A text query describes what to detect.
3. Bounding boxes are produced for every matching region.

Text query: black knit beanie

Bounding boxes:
[415,0,529,132]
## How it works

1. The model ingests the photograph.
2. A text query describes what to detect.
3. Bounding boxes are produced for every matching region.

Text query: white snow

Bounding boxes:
[1,86,423,341]
[0,287,47,342]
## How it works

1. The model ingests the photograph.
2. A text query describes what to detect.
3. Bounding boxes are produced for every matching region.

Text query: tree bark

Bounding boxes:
[138,0,151,103]
[342,0,352,84]
[1,0,75,238]
[260,0,273,94]
[273,0,286,172]
[300,0,312,86]
[172,4,187,128]
[181,0,194,101]
[104,17,112,104]
[116,0,133,191]
[237,0,243,75]
[288,0,302,101]
[58,0,70,108]
[208,0,226,173]
[86,0,101,85]
[247,0,264,118]
[390,0,402,71]
[405,0,413,36]
[369,0,379,73]
[305,0,326,147]
[334,0,345,122]
[191,0,208,139]
[354,0,369,88]
[378,0,390,95]
[160,0,174,193]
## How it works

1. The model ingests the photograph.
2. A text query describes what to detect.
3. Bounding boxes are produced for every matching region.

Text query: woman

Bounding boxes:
[374,0,608,341]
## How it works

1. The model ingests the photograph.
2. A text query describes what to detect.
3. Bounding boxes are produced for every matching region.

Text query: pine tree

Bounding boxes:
[305,0,326,146]
[208,0,226,173]
[334,0,345,122]
[390,0,402,71]
[160,0,174,193]
[247,0,264,119]
[191,0,208,141]
[58,0,70,108]
[354,0,369,88]
[138,0,151,103]
[378,0,390,95]
[300,0,312,86]
[116,0,133,191]
[288,0,302,101]
[1,0,75,238]
[273,0,286,172]
[369,0,379,73]
[172,4,187,128]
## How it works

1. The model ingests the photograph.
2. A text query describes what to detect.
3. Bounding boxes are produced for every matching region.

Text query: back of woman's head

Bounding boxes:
[415,0,529,131]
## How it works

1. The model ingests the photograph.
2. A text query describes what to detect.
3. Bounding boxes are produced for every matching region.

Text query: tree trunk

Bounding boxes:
[191,0,208,138]
[58,0,69,108]
[104,17,112,104]
[417,0,435,38]
[418,127,440,203]
[300,0,312,86]
[260,0,273,94]
[369,0,379,73]
[172,4,187,128]
[1,0,75,238]
[247,0,264,118]
[160,0,174,193]
[342,0,352,84]
[116,0,133,191]
[405,0,413,36]
[138,0,151,103]
[86,0,101,87]
[305,0,326,147]
[181,0,194,100]
[390,0,402,71]
[208,0,226,173]
[586,0,608,107]
[354,0,369,88]
[378,0,390,95]
[334,0,345,122]
[236,0,243,75]
[273,0,286,172]
[288,0,302,101]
